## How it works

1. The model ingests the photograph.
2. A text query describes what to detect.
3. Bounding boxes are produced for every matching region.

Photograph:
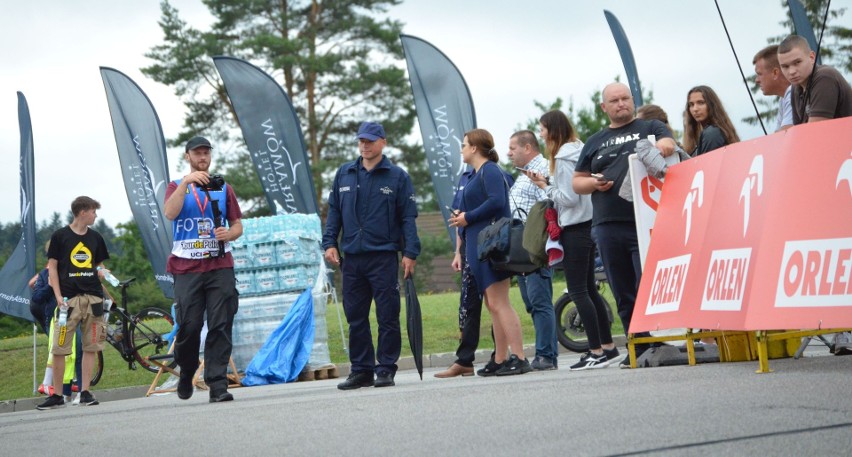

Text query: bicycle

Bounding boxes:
[553,267,616,353]
[88,277,176,386]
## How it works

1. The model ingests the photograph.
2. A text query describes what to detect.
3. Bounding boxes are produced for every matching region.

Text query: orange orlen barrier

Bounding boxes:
[628,118,852,372]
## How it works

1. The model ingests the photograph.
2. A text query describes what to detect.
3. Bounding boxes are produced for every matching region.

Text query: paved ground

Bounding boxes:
[2,347,850,456]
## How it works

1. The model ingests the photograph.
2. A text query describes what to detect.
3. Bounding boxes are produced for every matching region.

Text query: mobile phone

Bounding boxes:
[515,166,528,173]
[591,173,607,181]
[445,205,459,215]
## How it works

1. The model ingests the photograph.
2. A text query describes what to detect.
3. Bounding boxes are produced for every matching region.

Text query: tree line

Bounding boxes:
[0,214,171,338]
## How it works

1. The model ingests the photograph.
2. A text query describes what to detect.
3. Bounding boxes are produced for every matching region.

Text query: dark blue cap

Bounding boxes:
[357,122,386,141]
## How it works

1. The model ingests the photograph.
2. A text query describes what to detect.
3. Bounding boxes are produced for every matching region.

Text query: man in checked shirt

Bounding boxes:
[507,130,559,370]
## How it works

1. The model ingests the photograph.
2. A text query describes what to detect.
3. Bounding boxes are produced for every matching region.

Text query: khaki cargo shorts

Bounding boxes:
[52,294,106,355]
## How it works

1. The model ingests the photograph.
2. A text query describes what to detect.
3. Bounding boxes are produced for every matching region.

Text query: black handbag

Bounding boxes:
[489,212,538,274]
[476,217,511,262]
[472,164,538,274]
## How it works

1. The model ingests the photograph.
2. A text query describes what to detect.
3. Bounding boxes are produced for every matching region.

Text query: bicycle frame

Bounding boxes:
[103,278,175,370]
[104,281,143,369]
[90,277,176,386]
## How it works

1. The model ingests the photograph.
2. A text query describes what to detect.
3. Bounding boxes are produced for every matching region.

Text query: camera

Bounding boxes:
[200,175,225,192]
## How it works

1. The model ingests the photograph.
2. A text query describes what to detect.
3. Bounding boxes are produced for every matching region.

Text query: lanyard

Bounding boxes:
[190,184,209,215]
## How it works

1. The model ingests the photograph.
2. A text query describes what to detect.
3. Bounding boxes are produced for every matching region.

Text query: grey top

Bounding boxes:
[543,141,592,227]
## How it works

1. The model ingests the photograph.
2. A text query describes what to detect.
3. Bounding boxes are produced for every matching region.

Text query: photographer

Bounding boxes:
[164,136,243,403]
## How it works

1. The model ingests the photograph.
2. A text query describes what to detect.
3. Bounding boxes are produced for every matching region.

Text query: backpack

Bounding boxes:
[29,268,56,331]
[522,200,554,268]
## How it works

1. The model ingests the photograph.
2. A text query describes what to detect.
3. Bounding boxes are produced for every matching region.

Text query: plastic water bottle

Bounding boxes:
[98,267,120,287]
[103,298,113,329]
[58,298,69,327]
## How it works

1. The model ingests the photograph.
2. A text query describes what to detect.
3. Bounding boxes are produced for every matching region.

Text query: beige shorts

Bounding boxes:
[52,294,106,356]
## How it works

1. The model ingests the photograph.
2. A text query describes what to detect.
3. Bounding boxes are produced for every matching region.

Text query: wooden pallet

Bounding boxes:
[297,365,339,382]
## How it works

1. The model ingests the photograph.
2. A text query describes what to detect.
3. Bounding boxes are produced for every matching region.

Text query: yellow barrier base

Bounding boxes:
[625,328,852,373]
[753,328,852,373]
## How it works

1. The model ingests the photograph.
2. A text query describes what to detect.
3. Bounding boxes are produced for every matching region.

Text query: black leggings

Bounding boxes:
[560,221,613,350]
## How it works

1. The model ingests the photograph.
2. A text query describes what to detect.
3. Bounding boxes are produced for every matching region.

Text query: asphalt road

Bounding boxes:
[2,350,850,456]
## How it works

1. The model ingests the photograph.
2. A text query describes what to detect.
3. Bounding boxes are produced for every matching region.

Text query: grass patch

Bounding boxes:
[0,332,175,402]
[1,279,618,401]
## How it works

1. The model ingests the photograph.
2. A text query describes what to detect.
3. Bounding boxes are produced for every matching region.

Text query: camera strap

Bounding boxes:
[190,184,210,215]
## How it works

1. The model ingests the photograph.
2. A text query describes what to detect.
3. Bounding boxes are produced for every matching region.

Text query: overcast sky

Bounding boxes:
[1,0,847,227]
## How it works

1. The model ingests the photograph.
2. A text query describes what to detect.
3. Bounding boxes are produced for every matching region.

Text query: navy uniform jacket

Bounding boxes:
[322,155,421,259]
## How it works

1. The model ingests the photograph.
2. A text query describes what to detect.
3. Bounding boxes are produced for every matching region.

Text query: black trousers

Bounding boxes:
[173,268,239,393]
[591,222,651,352]
[560,221,613,350]
[454,250,483,367]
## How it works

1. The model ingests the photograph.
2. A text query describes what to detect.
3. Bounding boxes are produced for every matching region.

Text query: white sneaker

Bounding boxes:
[71,393,81,406]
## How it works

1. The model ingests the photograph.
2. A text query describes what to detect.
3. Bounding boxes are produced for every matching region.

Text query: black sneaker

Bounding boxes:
[569,352,609,371]
[209,391,234,403]
[476,359,504,377]
[530,356,556,371]
[337,371,374,390]
[619,357,633,369]
[374,372,395,388]
[78,390,99,406]
[495,355,532,376]
[603,347,621,362]
[177,371,194,400]
[36,394,65,410]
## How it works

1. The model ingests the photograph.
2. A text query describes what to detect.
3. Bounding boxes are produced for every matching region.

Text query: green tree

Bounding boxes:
[743,0,850,128]
[142,0,432,215]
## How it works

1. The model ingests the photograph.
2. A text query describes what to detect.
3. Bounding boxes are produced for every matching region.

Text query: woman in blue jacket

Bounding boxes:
[449,129,531,376]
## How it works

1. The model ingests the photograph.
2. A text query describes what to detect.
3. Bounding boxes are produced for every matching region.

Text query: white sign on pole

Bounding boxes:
[629,145,682,269]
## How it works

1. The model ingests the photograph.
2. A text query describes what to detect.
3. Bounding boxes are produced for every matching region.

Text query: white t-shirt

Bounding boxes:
[776,85,793,131]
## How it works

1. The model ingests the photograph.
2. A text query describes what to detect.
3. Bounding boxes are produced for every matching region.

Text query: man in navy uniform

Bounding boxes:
[323,121,421,389]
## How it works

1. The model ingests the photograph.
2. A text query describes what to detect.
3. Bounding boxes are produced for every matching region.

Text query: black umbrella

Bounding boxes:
[404,276,424,380]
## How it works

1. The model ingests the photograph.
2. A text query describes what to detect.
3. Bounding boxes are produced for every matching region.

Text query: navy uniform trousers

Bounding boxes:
[342,251,401,376]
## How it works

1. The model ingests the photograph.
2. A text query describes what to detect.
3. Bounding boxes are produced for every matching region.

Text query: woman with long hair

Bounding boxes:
[683,85,740,156]
[527,110,619,369]
[448,129,531,376]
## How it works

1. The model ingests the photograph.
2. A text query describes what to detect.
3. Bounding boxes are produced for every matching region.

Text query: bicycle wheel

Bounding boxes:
[89,350,105,386]
[129,307,176,373]
[555,294,590,353]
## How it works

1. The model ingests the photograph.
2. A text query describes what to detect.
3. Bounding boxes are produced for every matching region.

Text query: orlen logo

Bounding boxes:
[701,248,752,311]
[837,152,852,196]
[681,171,704,245]
[645,254,691,315]
[640,175,665,211]
[775,238,852,308]
[738,155,763,237]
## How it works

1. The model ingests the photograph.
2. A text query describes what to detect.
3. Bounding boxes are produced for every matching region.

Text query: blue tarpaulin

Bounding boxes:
[241,289,315,385]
